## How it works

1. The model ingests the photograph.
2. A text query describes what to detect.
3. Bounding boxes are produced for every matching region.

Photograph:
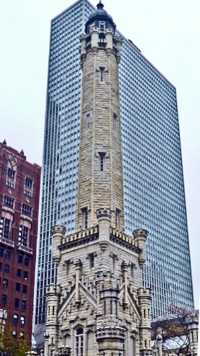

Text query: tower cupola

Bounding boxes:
[85,1,116,34]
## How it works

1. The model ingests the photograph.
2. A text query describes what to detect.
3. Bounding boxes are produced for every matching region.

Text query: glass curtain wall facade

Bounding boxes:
[36,0,194,326]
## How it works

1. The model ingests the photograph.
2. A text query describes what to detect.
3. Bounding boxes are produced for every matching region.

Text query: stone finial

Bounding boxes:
[46,284,60,297]
[138,287,151,300]
[133,229,148,247]
[133,229,148,266]
[2,139,7,145]
[52,224,66,236]
[96,208,112,221]
[52,225,66,263]
[97,0,104,10]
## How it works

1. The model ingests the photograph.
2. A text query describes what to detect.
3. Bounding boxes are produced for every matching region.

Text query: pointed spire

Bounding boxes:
[97,0,104,10]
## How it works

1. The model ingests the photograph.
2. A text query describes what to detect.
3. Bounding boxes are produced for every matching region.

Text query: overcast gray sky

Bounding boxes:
[0,0,199,308]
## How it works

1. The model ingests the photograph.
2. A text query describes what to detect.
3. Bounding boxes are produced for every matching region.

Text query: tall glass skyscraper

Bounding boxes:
[35,0,194,333]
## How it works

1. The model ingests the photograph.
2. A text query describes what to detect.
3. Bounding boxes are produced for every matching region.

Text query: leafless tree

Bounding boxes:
[152,306,199,355]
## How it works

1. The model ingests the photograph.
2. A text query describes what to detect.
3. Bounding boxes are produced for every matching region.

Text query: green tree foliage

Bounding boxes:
[0,324,30,356]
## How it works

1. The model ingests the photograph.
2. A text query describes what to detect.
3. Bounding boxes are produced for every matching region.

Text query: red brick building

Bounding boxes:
[0,140,41,342]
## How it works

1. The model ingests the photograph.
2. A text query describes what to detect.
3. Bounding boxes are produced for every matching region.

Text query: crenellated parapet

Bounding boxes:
[110,227,142,254]
[53,223,148,257]
[58,225,99,251]
[52,222,149,260]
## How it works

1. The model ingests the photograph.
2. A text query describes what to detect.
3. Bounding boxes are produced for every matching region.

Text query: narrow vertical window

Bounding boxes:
[113,256,116,272]
[115,208,121,228]
[75,327,84,356]
[99,152,106,172]
[65,260,70,276]
[24,177,33,190]
[81,207,88,229]
[6,161,16,188]
[99,66,105,82]
[3,218,11,239]
[89,253,95,268]
[113,113,118,130]
[104,300,106,315]
[111,254,117,273]
[19,225,29,247]
[130,263,135,279]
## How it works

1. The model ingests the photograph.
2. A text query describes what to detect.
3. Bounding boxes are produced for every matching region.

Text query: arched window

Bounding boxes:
[75,327,84,356]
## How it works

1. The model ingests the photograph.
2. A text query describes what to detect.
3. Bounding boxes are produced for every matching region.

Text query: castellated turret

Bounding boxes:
[186,313,199,356]
[138,288,152,356]
[44,2,152,355]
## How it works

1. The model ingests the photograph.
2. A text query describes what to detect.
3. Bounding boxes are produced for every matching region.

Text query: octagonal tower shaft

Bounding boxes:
[76,28,124,230]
